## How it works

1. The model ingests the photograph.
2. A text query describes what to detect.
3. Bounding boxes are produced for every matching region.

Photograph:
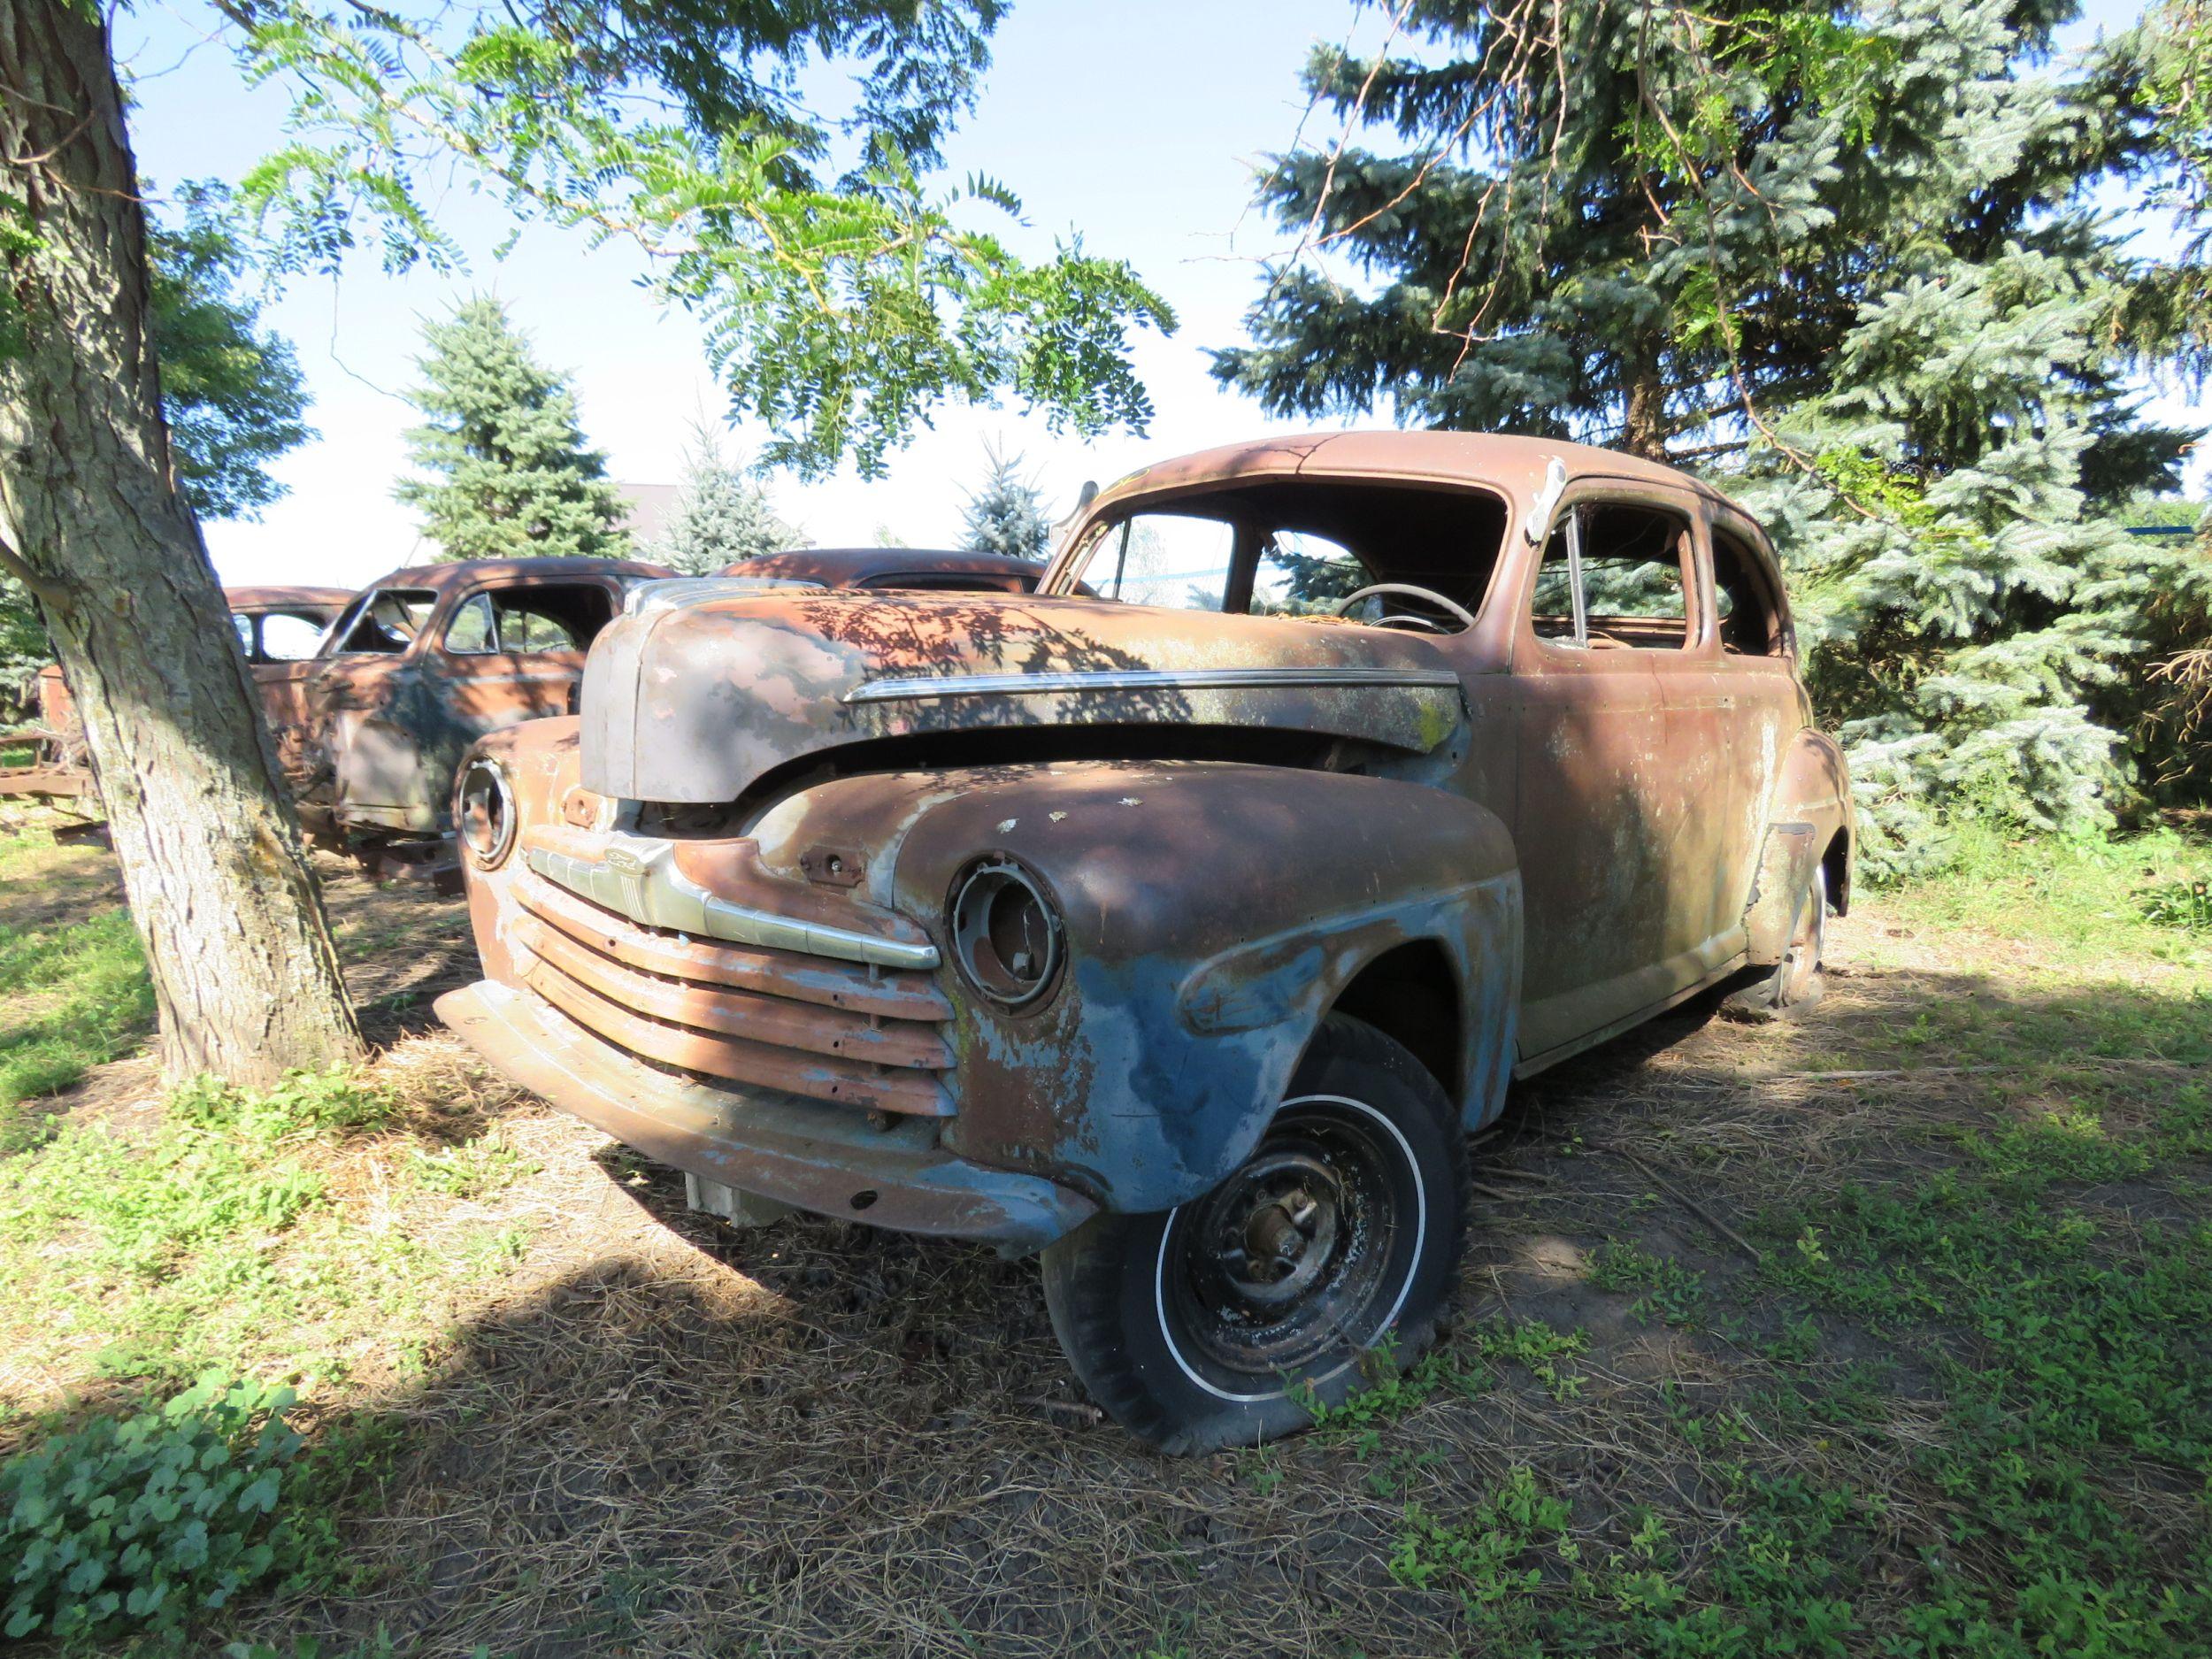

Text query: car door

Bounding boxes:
[434,578,622,773]
[1509,487,1716,1060]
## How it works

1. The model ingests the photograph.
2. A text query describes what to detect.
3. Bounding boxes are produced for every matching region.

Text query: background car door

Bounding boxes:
[1510,488,1714,1060]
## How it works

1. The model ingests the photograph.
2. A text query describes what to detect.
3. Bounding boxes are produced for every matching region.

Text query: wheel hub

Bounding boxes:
[1213,1152,1342,1307]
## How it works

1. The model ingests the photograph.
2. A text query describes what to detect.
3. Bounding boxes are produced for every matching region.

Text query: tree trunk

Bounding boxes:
[0,0,364,1084]
[1622,338,1670,461]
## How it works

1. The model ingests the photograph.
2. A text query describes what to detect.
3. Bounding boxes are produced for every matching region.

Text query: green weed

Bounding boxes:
[0,1373,309,1644]
[1586,1238,1709,1325]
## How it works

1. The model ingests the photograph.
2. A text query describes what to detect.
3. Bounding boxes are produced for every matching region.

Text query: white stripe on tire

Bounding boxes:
[1152,1093,1428,1405]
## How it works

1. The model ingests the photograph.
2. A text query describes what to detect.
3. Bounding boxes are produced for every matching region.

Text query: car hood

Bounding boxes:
[579,590,1467,803]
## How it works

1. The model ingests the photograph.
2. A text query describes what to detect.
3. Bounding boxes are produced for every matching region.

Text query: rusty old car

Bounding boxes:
[434,433,1853,1451]
[277,557,676,875]
[2,585,355,810]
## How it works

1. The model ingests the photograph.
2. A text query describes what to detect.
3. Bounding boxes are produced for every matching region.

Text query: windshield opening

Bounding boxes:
[326,588,439,656]
[1056,479,1507,633]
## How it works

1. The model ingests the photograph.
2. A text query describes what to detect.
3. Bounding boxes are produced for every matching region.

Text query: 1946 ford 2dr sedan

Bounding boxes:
[435,433,1853,1452]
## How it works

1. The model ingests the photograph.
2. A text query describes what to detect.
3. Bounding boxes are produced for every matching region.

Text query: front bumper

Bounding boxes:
[434,981,1095,1250]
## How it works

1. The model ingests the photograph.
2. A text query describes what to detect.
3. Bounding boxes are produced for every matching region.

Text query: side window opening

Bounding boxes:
[497,585,612,652]
[232,613,258,661]
[443,585,617,656]
[257,611,327,662]
[1711,527,1785,657]
[1532,503,1691,650]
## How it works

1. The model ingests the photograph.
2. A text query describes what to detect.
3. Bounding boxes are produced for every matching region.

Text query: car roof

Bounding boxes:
[223,586,355,614]
[718,548,1044,587]
[1087,430,1755,520]
[363,557,677,593]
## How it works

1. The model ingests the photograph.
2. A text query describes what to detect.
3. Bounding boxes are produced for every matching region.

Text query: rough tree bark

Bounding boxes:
[1621,339,1671,461]
[0,0,364,1083]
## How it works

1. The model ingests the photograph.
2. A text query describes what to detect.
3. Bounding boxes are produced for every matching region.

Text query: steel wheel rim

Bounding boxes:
[1155,1095,1422,1401]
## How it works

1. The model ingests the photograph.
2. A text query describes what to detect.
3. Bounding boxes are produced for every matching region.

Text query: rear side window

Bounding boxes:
[1711,527,1786,657]
[1532,503,1692,649]
[257,611,328,661]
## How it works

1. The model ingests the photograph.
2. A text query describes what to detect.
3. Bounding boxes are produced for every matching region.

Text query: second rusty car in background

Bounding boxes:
[277,557,674,875]
[436,434,1853,1452]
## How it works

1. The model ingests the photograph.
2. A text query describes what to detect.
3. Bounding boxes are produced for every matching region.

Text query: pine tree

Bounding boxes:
[960,443,1051,560]
[1217,0,2196,875]
[395,298,629,562]
[651,425,802,575]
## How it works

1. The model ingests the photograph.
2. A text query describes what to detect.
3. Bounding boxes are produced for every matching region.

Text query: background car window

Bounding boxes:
[331,589,437,654]
[231,614,257,658]
[1711,527,1784,656]
[1077,514,1238,610]
[1532,504,1690,649]
[445,594,497,654]
[257,611,327,661]
[1249,531,1366,615]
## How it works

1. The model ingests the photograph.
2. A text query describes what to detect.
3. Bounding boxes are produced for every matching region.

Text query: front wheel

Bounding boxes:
[1041,1014,1468,1454]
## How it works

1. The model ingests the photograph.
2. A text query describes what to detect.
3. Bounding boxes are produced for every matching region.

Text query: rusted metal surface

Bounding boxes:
[1,588,351,806]
[442,432,1855,1249]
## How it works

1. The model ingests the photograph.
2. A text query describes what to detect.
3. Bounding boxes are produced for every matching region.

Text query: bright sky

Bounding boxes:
[114,0,2202,590]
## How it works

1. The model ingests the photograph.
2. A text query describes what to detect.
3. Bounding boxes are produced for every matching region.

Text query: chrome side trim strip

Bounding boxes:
[526,834,940,971]
[844,665,1463,703]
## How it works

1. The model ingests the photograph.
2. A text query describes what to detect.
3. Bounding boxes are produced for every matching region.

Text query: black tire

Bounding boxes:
[1041,1013,1469,1454]
[1726,863,1828,1019]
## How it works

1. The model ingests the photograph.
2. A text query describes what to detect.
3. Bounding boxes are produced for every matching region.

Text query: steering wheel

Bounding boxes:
[1331,582,1478,634]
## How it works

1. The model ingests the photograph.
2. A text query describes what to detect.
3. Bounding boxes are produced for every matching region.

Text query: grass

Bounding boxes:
[0,832,152,1130]
[0,818,2209,1655]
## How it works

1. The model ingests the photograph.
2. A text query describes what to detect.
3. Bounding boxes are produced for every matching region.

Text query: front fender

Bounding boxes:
[755,761,1520,1215]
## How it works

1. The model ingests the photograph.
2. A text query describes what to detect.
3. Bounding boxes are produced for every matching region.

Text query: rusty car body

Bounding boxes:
[1,585,354,809]
[435,433,1854,1451]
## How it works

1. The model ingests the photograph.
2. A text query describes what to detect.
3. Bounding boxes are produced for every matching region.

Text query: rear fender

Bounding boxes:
[757,762,1521,1216]
[1746,730,1855,961]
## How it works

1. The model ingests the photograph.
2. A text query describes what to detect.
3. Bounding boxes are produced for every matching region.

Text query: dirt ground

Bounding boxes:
[6,830,2207,1657]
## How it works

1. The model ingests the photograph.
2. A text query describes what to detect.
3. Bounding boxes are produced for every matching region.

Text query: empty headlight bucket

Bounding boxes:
[949,855,1064,1009]
[456,757,518,869]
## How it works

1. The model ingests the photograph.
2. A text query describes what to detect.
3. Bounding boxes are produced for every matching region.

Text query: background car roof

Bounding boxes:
[718,548,1044,586]
[361,557,678,593]
[223,586,356,614]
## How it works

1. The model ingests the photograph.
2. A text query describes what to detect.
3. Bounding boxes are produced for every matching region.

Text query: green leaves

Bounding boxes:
[0,1372,306,1643]
[218,0,1168,480]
